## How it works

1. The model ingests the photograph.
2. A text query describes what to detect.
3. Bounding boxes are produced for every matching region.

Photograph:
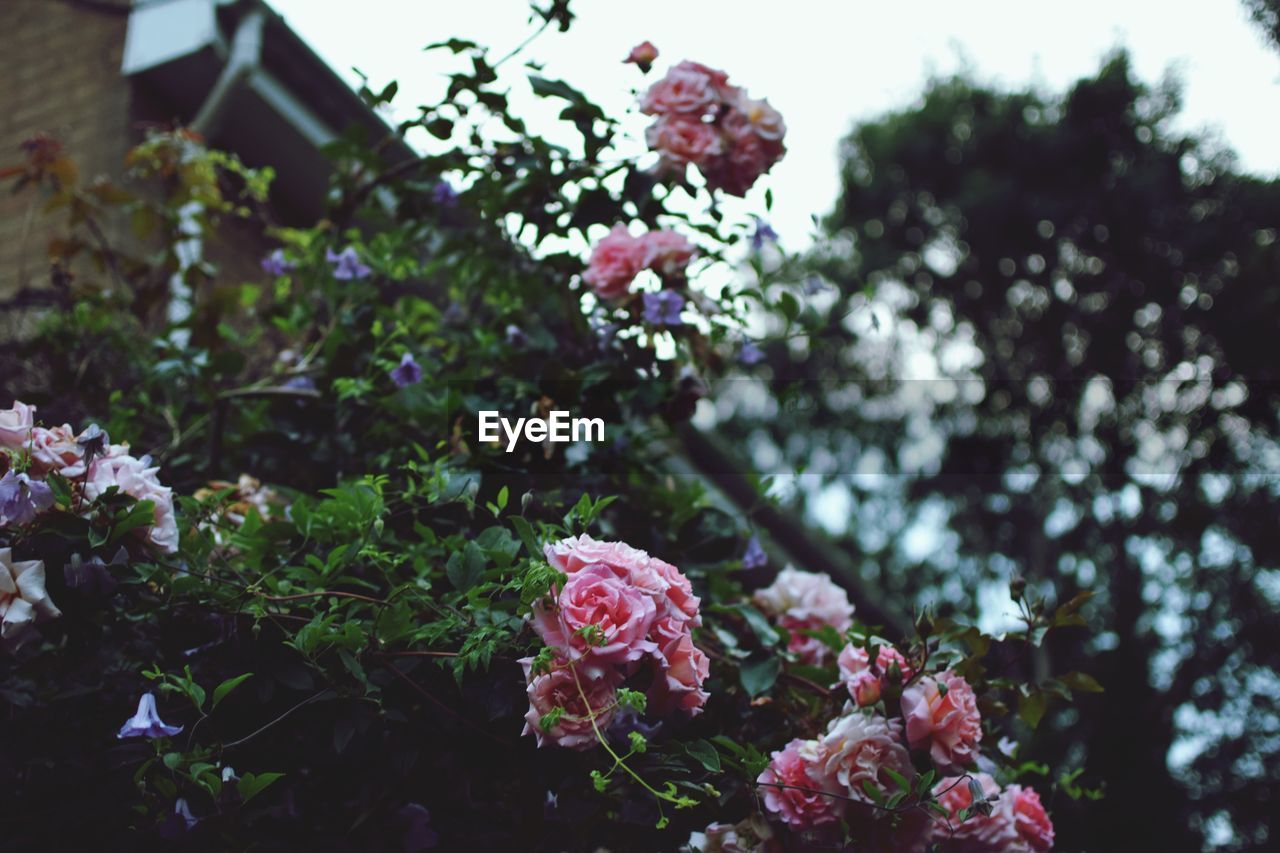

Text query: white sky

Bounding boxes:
[269,0,1280,250]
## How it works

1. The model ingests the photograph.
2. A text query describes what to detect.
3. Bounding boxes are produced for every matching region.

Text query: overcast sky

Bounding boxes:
[270,0,1280,250]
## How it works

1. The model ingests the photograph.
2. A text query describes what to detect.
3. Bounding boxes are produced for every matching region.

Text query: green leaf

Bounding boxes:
[1018,689,1048,729]
[446,541,486,591]
[684,739,722,773]
[715,603,780,647]
[1060,671,1105,693]
[212,673,253,709]
[237,771,284,805]
[739,656,780,697]
[510,516,541,557]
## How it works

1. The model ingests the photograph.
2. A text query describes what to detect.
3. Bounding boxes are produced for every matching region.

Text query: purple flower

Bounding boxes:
[325,247,372,280]
[174,798,198,830]
[396,802,439,851]
[804,274,826,295]
[261,248,295,277]
[750,218,779,251]
[117,692,183,739]
[282,376,316,391]
[0,471,54,526]
[390,353,423,388]
[642,291,685,326]
[76,423,108,456]
[738,340,765,366]
[742,534,768,570]
[431,180,459,208]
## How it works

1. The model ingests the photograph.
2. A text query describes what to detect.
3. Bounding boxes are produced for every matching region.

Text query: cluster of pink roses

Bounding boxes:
[0,401,179,554]
[752,566,855,666]
[930,772,1055,852]
[582,223,695,301]
[640,59,785,197]
[520,534,708,750]
[749,566,1053,849]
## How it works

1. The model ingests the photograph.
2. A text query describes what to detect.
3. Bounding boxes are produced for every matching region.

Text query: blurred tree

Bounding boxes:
[715,54,1280,851]
[1244,0,1280,50]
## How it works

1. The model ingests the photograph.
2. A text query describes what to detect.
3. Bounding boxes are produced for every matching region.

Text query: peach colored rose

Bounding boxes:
[640,60,728,116]
[1,548,61,651]
[532,563,658,675]
[520,657,619,751]
[1009,784,1054,851]
[814,710,913,806]
[641,229,697,279]
[646,116,724,171]
[837,643,913,706]
[731,91,787,142]
[686,815,777,853]
[649,626,709,716]
[582,224,647,299]
[0,401,36,451]
[544,533,649,576]
[901,671,982,773]
[757,738,843,828]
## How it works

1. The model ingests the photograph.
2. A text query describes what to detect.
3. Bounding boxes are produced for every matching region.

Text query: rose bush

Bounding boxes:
[0,4,1099,850]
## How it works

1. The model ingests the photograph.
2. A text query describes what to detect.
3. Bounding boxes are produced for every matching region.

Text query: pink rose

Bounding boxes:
[649,626,709,716]
[650,556,699,624]
[641,229,697,279]
[582,224,647,299]
[0,401,36,451]
[1009,784,1055,851]
[520,657,618,751]
[84,453,180,554]
[544,534,699,625]
[757,738,843,828]
[687,815,777,853]
[645,116,724,171]
[624,41,659,70]
[837,643,913,706]
[778,614,835,666]
[753,567,854,631]
[901,671,982,773]
[26,425,86,478]
[730,91,787,142]
[814,710,913,806]
[640,60,727,116]
[929,773,1023,851]
[532,562,658,675]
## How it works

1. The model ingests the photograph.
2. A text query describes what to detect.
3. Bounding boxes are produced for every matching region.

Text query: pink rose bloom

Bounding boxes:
[901,671,983,773]
[815,710,913,806]
[929,773,1024,851]
[686,815,776,853]
[646,116,724,171]
[532,562,658,675]
[650,556,700,624]
[0,401,36,451]
[1009,784,1055,851]
[26,425,87,478]
[640,60,727,116]
[649,626,709,716]
[582,224,647,299]
[84,454,180,554]
[520,657,619,751]
[704,132,769,198]
[624,41,659,69]
[757,738,843,829]
[753,566,854,631]
[544,534,698,625]
[730,91,787,142]
[778,614,835,666]
[544,533,651,576]
[641,229,697,279]
[837,643,913,706]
